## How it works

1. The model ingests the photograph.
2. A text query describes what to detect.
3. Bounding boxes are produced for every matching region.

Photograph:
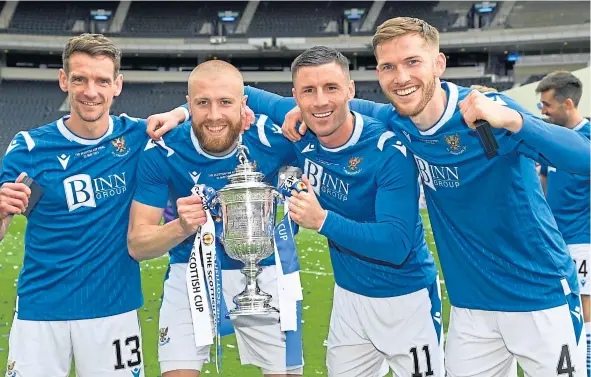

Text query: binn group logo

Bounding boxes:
[414,156,461,191]
[304,159,350,201]
[63,172,127,212]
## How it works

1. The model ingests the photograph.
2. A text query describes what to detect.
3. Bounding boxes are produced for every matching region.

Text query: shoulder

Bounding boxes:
[355,115,410,161]
[4,120,60,156]
[243,113,286,148]
[574,120,591,141]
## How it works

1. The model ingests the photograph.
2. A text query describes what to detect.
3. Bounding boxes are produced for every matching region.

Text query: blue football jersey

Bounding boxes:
[349,81,590,311]
[133,115,296,268]
[0,115,146,320]
[293,113,438,297]
[540,119,591,245]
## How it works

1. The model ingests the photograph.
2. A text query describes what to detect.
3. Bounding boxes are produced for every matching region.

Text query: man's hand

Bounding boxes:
[288,176,327,231]
[146,107,188,140]
[281,106,307,142]
[459,90,523,133]
[0,173,31,218]
[176,195,207,236]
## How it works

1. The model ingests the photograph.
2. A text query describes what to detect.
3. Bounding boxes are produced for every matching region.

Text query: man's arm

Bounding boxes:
[128,201,192,261]
[0,216,13,241]
[290,144,418,266]
[127,140,203,261]
[244,86,297,125]
[348,98,393,124]
[538,164,548,196]
[145,107,190,140]
[0,133,34,241]
[463,92,591,175]
[318,147,418,265]
[510,114,590,175]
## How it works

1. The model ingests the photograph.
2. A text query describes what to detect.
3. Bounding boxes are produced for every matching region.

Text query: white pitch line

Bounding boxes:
[301,270,334,276]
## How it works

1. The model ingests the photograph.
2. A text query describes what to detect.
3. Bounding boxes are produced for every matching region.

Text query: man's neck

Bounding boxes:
[65,112,110,139]
[410,81,447,132]
[565,113,585,129]
[318,111,355,149]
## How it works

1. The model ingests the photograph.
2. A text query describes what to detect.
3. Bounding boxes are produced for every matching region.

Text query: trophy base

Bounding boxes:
[226,292,279,318]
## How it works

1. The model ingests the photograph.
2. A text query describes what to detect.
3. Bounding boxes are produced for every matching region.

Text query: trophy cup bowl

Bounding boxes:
[217,145,280,317]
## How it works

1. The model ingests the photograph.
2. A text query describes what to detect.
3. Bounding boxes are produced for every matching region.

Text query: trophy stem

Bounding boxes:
[226,260,279,317]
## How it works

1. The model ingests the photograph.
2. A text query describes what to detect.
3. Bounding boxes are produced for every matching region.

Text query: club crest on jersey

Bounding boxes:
[202,232,214,245]
[158,327,170,346]
[344,156,363,175]
[111,137,130,157]
[443,133,466,155]
[6,360,16,377]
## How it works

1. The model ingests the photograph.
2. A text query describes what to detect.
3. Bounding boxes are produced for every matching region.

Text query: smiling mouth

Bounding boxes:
[80,100,101,106]
[206,125,226,134]
[313,111,333,118]
[394,86,418,96]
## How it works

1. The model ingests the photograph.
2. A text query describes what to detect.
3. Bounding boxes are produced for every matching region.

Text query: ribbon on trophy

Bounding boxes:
[185,184,230,373]
[275,175,307,366]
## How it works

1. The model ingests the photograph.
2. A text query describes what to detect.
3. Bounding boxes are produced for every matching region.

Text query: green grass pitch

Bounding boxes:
[0,211,464,376]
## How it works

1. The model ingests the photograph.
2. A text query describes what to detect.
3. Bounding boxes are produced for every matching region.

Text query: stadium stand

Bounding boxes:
[0,80,66,153]
[121,1,247,38]
[0,76,513,157]
[247,1,372,37]
[506,1,590,28]
[7,1,116,35]
[374,1,460,32]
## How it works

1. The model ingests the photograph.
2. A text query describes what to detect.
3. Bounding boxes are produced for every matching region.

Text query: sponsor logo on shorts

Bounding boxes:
[158,327,170,346]
[131,367,142,377]
[6,360,16,377]
[202,232,214,246]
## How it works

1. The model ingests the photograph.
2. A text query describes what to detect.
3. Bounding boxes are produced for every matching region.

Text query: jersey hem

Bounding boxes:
[16,300,143,321]
[335,273,437,298]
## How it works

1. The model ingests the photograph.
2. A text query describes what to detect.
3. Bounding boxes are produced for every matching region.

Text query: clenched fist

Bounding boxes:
[0,173,31,219]
[177,195,207,236]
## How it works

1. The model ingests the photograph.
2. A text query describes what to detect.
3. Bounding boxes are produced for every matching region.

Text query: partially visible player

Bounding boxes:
[239,46,442,377]
[0,33,188,377]
[272,18,590,377]
[536,71,590,377]
[127,60,303,377]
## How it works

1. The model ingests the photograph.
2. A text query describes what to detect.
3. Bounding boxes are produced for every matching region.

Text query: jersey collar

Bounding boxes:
[189,125,242,160]
[320,111,364,153]
[57,115,114,145]
[572,118,588,131]
[417,81,459,136]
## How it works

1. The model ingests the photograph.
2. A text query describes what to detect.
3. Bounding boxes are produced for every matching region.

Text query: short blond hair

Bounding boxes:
[187,60,244,97]
[62,33,121,77]
[372,17,440,56]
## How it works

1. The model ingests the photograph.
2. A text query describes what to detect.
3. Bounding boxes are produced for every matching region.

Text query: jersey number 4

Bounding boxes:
[113,336,142,370]
[557,344,575,377]
[577,259,588,278]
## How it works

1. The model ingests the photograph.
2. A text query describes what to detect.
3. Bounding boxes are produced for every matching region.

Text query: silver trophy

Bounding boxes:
[217,144,280,316]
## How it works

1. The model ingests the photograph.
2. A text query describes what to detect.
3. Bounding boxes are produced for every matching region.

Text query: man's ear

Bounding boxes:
[185,95,192,116]
[348,79,356,101]
[58,69,68,93]
[114,74,123,97]
[434,52,446,78]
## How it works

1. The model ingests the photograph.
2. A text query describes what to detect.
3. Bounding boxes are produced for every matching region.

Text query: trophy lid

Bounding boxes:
[219,143,272,190]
